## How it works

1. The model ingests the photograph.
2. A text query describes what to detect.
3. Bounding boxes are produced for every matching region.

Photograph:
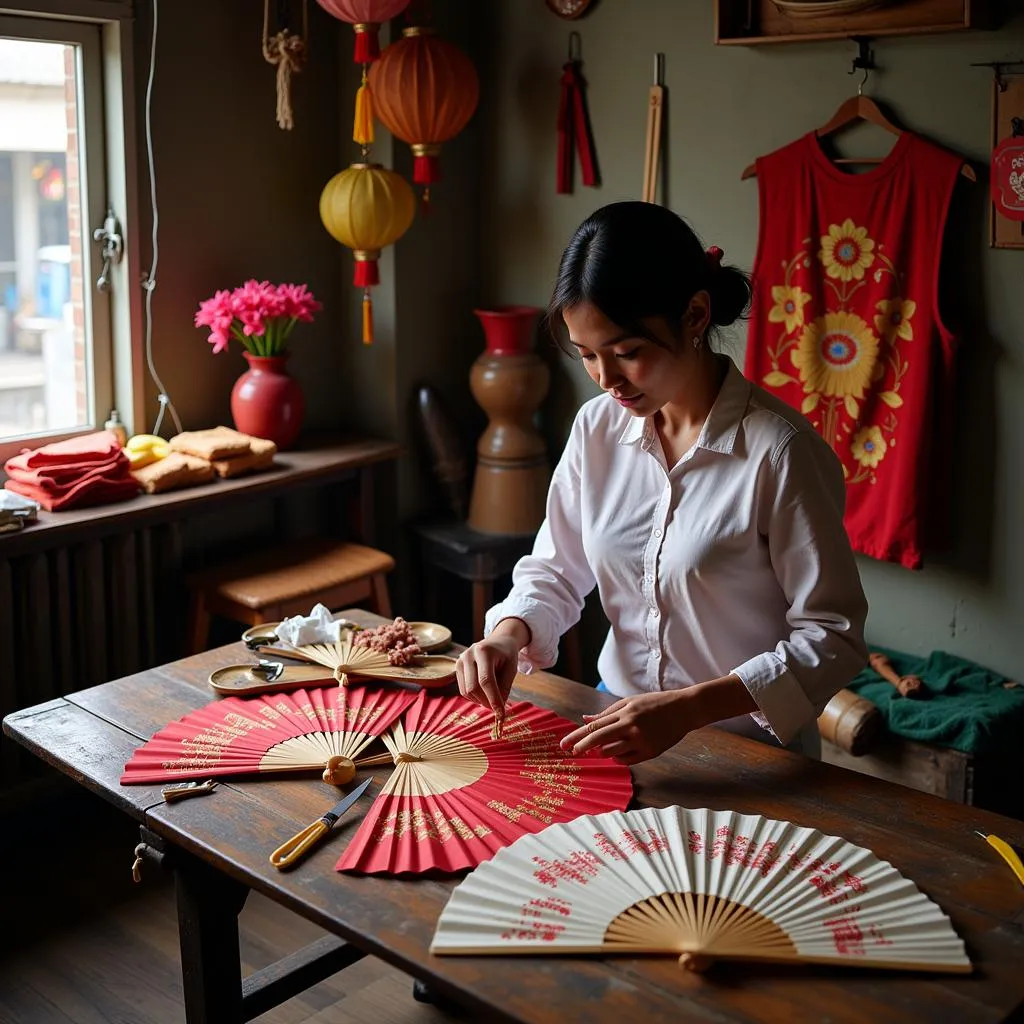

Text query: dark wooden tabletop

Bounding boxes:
[5,610,1024,1023]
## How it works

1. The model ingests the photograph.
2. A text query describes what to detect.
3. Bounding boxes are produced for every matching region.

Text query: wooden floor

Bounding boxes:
[0,782,461,1024]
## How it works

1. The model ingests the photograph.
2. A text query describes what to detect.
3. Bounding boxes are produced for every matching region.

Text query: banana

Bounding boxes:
[125,434,171,469]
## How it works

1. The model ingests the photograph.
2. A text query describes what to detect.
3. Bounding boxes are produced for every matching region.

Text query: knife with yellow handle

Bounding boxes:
[975,831,1024,887]
[271,776,375,870]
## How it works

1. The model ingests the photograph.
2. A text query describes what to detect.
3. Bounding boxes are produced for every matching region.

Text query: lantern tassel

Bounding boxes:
[354,68,375,146]
[362,289,374,345]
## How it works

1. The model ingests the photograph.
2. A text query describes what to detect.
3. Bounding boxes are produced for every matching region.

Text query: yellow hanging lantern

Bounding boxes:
[319,162,416,344]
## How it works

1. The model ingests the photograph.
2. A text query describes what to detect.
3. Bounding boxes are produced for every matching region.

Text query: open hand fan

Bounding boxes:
[120,685,417,785]
[277,635,458,690]
[431,806,971,975]
[336,692,633,876]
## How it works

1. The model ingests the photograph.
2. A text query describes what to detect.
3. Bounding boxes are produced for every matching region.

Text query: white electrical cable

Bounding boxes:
[141,0,182,437]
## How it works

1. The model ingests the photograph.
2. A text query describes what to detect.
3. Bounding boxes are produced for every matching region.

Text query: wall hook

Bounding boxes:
[970,60,1024,93]
[568,31,581,63]
[848,36,875,96]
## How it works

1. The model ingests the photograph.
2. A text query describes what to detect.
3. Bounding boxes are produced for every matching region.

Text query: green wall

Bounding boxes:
[476,2,1024,681]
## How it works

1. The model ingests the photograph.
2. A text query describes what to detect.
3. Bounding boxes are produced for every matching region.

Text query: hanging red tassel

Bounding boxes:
[410,143,441,186]
[352,23,381,64]
[353,252,380,288]
[556,57,598,194]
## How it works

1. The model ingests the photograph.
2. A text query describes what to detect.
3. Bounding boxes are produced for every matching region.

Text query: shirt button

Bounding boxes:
[654,528,663,538]
[652,608,660,617]
[652,650,661,659]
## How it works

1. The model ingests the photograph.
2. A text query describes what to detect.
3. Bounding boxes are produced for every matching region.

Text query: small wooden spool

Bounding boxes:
[817,688,883,756]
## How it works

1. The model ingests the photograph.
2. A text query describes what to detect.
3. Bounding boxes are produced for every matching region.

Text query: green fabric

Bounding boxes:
[846,646,1024,754]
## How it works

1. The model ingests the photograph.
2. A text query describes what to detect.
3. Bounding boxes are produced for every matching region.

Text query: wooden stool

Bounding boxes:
[186,538,395,654]
[414,518,583,682]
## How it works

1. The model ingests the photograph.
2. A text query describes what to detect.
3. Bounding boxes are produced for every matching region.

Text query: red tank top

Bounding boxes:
[744,131,963,570]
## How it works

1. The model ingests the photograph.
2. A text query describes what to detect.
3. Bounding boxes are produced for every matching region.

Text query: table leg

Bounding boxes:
[175,849,249,1024]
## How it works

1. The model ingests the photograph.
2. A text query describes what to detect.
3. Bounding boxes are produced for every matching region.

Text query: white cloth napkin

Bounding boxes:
[275,603,344,646]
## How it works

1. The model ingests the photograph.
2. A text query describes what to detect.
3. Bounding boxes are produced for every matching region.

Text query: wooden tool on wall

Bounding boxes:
[642,53,665,203]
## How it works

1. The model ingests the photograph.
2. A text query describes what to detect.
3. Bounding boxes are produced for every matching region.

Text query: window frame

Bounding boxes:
[0,0,142,469]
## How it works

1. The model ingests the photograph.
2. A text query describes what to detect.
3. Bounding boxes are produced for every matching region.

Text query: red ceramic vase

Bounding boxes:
[473,306,543,356]
[230,353,305,450]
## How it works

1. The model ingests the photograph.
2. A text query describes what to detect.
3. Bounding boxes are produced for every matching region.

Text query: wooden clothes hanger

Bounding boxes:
[741,67,976,182]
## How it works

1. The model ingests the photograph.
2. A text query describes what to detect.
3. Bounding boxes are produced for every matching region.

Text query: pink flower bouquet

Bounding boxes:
[194,280,322,357]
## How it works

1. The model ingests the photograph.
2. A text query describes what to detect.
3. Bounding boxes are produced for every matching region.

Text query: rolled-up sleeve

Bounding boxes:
[483,414,596,674]
[730,429,869,745]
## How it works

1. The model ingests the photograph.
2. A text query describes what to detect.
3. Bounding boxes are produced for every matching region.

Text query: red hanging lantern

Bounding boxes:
[368,26,479,195]
[315,0,411,63]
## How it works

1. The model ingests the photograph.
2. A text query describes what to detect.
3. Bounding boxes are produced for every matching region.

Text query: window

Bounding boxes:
[0,9,127,464]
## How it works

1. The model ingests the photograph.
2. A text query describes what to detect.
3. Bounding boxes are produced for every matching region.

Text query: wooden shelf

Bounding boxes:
[715,0,996,45]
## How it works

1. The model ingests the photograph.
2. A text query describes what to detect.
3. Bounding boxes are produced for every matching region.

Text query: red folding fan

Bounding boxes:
[336,691,634,876]
[119,686,417,785]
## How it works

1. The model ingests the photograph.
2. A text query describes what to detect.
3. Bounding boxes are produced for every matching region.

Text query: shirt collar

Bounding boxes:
[616,356,750,454]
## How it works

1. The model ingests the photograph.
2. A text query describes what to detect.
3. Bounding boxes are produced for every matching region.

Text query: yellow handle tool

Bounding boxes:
[975,831,1024,887]
[270,776,375,870]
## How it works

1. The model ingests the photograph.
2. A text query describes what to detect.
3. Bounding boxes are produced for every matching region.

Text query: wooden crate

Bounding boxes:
[715,0,996,45]
[822,733,973,803]
[824,733,1023,821]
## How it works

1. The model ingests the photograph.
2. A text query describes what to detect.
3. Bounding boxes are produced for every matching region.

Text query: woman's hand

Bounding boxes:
[455,618,530,718]
[560,691,696,765]
[561,675,757,765]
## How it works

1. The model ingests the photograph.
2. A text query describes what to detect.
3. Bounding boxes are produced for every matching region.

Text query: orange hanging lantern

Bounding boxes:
[315,0,410,63]
[368,26,479,198]
[320,163,416,344]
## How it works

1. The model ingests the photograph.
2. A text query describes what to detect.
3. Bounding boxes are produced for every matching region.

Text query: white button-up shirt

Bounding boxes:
[485,357,868,750]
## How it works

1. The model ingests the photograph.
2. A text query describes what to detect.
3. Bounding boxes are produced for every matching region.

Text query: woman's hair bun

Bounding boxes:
[708,262,752,328]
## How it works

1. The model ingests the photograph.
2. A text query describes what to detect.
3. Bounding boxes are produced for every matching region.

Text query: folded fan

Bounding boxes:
[431,806,971,975]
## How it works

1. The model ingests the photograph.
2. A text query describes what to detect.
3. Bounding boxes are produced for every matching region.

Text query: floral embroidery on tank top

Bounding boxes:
[758,217,915,486]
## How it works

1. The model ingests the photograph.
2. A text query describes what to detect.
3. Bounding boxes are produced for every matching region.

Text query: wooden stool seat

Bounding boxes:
[186,538,394,653]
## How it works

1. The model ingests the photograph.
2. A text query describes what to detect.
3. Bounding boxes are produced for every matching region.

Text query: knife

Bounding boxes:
[270,776,376,870]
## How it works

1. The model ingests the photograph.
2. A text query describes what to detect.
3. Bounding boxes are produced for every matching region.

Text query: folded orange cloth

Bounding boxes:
[170,426,252,461]
[211,437,277,478]
[4,475,139,512]
[132,452,215,494]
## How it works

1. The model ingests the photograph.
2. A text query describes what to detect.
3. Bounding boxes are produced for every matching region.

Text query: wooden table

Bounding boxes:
[5,610,1024,1023]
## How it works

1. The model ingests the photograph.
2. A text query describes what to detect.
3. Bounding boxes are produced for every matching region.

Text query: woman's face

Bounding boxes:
[563,299,708,417]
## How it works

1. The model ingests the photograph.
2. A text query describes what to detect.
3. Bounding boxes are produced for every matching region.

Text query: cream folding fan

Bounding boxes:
[431,806,971,974]
[278,634,457,689]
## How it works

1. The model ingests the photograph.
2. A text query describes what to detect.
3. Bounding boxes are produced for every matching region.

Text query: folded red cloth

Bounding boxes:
[5,458,132,496]
[4,475,140,512]
[11,430,123,469]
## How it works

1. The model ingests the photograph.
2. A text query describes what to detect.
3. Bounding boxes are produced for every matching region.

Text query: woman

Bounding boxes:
[456,201,868,764]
